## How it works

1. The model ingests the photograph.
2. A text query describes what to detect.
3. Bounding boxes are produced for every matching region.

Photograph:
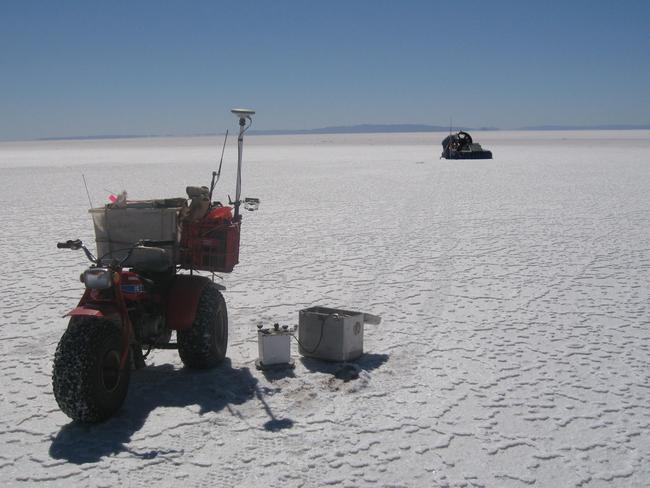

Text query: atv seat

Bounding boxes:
[126,246,174,273]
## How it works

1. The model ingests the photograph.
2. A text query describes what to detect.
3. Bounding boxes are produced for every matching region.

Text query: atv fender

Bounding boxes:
[65,304,122,325]
[166,275,225,331]
[65,307,104,318]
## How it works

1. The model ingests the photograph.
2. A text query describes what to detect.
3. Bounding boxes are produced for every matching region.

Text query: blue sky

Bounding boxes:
[1,0,649,140]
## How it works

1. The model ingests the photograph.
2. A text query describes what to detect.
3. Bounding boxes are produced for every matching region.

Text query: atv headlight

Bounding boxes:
[82,268,113,290]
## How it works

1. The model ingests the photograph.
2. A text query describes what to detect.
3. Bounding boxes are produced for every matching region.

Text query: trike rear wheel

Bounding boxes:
[177,284,228,369]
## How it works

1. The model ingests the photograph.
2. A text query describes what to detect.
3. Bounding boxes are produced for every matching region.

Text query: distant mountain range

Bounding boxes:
[517,124,650,131]
[248,124,498,135]
[30,123,650,141]
[37,134,163,141]
[249,123,650,135]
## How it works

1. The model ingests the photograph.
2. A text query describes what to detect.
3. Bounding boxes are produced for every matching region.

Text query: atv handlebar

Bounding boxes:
[57,238,174,267]
[57,239,83,250]
[57,239,98,264]
[139,239,175,247]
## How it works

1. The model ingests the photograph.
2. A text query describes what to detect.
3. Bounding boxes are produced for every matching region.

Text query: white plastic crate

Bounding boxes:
[257,328,294,369]
[89,205,180,264]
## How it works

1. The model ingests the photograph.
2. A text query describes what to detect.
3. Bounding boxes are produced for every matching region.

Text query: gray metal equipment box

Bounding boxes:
[298,306,365,361]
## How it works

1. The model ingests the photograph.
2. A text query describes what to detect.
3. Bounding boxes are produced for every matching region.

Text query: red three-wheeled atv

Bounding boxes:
[52,109,258,423]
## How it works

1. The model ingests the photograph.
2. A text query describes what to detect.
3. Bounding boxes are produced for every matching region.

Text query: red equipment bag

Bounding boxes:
[179,208,240,273]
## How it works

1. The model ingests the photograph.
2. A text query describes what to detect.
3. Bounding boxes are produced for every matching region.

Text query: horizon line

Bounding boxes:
[3,123,650,143]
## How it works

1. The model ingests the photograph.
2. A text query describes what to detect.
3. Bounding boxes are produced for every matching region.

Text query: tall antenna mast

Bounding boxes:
[231,108,255,220]
[82,174,93,208]
[209,130,229,203]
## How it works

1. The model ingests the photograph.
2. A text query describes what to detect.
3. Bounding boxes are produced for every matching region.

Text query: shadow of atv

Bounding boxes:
[49,359,291,464]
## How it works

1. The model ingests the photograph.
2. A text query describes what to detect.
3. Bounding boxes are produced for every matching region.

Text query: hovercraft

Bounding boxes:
[441,131,492,160]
